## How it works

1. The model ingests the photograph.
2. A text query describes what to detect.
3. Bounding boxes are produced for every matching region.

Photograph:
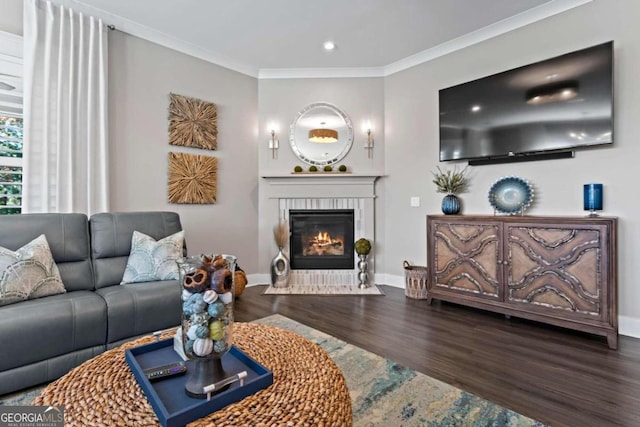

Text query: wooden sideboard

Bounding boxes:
[426,215,618,348]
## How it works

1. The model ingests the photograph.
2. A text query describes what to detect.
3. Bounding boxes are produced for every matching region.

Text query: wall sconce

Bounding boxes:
[268,123,279,159]
[362,121,373,158]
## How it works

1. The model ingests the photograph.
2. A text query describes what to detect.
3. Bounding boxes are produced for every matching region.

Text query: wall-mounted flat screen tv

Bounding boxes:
[439,41,613,165]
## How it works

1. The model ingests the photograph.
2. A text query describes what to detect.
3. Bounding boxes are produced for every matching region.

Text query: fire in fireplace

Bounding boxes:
[289,209,354,270]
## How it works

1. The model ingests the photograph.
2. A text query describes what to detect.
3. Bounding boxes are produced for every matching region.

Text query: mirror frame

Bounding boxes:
[289,102,354,166]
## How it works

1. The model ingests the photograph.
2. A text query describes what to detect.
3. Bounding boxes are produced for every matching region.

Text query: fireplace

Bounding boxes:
[289,209,355,270]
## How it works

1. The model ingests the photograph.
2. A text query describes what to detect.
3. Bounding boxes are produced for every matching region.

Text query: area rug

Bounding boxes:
[1,315,544,426]
[263,283,385,295]
[255,314,545,427]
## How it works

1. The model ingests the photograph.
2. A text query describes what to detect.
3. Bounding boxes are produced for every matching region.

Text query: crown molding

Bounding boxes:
[66,0,592,80]
[384,0,593,76]
[258,67,385,80]
[61,0,259,77]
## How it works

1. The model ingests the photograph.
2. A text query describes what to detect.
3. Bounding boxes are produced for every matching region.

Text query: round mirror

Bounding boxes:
[289,102,354,166]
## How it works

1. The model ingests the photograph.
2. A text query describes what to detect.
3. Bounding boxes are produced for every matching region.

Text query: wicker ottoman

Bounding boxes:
[33,323,352,426]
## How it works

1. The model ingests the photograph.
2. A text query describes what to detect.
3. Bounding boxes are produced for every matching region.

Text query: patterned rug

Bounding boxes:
[1,314,544,426]
[263,283,385,295]
[256,314,545,427]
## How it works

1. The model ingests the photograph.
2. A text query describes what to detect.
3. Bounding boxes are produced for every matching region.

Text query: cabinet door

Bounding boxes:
[506,225,603,317]
[432,221,502,300]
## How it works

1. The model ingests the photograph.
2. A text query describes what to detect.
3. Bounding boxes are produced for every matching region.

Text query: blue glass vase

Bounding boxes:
[441,194,460,215]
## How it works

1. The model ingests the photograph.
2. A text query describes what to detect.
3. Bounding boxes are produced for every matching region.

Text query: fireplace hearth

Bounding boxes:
[289,209,355,270]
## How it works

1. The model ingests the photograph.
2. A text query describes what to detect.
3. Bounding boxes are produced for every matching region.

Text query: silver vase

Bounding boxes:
[270,247,290,288]
[357,253,369,288]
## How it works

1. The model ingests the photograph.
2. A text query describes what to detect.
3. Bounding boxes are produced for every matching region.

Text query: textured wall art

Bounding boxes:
[168,152,218,204]
[168,93,218,150]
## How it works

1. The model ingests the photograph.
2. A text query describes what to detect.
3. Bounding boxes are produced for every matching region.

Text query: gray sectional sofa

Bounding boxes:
[0,211,184,395]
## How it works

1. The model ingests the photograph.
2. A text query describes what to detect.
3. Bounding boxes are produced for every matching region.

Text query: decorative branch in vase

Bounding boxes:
[431,166,469,215]
[270,220,290,288]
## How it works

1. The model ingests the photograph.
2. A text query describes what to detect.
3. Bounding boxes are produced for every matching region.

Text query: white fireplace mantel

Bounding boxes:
[261,174,382,285]
[261,174,381,199]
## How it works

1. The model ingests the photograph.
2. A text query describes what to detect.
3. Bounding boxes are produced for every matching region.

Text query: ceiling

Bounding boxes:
[56,0,590,77]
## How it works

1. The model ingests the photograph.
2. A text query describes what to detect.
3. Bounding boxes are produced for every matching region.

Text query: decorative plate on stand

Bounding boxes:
[488,176,534,215]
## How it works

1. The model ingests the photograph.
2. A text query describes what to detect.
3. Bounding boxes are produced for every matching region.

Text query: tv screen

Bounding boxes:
[439,41,613,164]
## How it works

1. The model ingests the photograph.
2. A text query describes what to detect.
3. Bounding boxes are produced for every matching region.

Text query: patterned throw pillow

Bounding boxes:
[121,230,185,284]
[0,234,66,306]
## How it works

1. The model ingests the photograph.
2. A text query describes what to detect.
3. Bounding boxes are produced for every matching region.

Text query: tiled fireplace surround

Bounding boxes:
[262,175,379,285]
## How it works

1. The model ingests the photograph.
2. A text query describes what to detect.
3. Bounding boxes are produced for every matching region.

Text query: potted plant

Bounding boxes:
[431,166,469,214]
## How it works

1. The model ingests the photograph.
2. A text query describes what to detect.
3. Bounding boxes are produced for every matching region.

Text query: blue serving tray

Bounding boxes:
[125,339,273,427]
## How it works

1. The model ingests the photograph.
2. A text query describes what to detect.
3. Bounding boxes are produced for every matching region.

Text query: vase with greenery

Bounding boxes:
[431,166,468,215]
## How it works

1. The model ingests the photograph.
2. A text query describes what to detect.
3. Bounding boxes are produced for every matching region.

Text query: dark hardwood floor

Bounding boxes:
[235,285,640,427]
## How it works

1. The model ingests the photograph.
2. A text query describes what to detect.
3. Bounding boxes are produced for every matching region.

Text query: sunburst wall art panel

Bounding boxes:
[168,152,217,204]
[168,93,218,150]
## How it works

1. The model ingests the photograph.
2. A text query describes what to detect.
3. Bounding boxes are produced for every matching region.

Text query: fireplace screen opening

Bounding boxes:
[289,209,355,270]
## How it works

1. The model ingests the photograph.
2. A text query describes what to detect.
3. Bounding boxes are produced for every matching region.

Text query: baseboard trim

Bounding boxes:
[619,316,640,339]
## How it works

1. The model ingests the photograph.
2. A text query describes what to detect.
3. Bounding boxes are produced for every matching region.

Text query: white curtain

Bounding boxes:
[23,0,109,215]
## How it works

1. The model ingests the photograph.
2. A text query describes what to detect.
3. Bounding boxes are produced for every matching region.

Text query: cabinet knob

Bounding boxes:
[497,260,502,265]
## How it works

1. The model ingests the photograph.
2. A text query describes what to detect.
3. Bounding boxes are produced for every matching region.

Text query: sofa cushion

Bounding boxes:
[90,212,185,289]
[96,280,181,344]
[0,234,66,306]
[121,230,185,284]
[0,213,94,292]
[0,291,107,372]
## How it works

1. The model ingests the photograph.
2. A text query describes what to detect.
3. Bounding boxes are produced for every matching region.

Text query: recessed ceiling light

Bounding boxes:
[471,105,481,112]
[323,41,335,51]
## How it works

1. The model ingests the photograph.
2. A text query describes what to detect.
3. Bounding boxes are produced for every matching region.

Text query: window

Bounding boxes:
[0,115,23,214]
[0,31,23,215]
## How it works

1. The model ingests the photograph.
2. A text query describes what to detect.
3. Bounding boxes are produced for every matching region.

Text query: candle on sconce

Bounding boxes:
[583,183,603,216]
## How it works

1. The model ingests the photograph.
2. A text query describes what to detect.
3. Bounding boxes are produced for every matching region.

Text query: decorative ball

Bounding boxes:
[207,301,225,318]
[309,165,318,172]
[338,164,347,172]
[219,292,233,305]
[203,289,218,304]
[209,320,225,340]
[186,293,207,314]
[193,338,213,357]
[181,289,193,301]
[324,165,332,172]
[294,165,303,173]
[213,339,228,353]
[195,325,210,339]
[355,238,372,255]
[187,324,200,341]
[190,312,210,325]
[185,339,194,355]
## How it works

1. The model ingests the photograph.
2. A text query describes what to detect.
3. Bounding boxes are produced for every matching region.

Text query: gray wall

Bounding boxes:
[257,78,385,275]
[384,0,640,328]
[0,0,22,36]
[4,0,640,331]
[0,3,260,272]
[108,32,259,270]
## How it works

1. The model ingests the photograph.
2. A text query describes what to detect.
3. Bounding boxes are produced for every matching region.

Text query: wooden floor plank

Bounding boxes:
[235,285,640,427]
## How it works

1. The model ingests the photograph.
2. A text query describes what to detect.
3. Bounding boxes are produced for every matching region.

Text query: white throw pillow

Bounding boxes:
[121,230,185,284]
[0,234,66,306]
